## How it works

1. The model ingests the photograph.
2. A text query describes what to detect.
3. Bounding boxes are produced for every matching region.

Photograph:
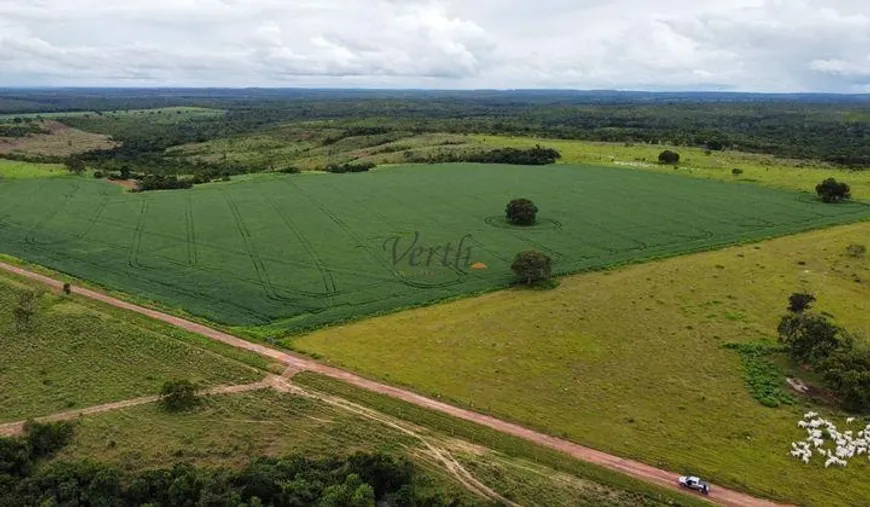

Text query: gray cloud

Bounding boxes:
[0,0,868,91]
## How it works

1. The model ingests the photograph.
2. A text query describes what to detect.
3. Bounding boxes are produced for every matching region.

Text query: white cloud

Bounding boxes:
[0,0,868,91]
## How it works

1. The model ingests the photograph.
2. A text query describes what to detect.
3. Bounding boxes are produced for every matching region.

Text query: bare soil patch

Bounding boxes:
[0,121,116,157]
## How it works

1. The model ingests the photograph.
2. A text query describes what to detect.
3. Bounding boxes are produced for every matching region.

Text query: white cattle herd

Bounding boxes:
[791,412,869,468]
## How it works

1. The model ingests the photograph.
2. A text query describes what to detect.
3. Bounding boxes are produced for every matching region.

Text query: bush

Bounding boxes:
[277,166,301,174]
[787,292,816,314]
[511,250,552,285]
[658,150,680,164]
[505,198,538,226]
[846,244,867,258]
[159,380,201,412]
[815,178,851,203]
[731,168,744,176]
[92,170,105,179]
[325,162,376,173]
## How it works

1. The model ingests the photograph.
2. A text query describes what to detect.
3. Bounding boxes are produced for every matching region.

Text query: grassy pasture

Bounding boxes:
[58,387,691,506]
[479,135,870,198]
[293,222,870,506]
[0,269,264,423]
[0,164,869,334]
[0,159,67,179]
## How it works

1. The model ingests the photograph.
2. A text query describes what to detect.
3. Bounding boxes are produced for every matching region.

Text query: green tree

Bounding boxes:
[24,421,75,458]
[815,178,851,203]
[511,250,552,285]
[159,380,201,412]
[777,313,843,364]
[64,157,86,175]
[506,198,538,226]
[658,150,680,164]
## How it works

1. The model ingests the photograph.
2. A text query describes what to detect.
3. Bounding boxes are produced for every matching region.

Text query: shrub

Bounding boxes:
[731,168,744,176]
[325,162,376,173]
[505,198,538,226]
[787,293,816,314]
[511,250,552,285]
[658,150,680,164]
[92,170,105,179]
[159,380,201,412]
[277,166,301,174]
[846,244,867,258]
[815,178,851,203]
[12,290,39,332]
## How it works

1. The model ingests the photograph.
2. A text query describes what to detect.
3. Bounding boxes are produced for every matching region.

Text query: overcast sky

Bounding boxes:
[1,0,869,92]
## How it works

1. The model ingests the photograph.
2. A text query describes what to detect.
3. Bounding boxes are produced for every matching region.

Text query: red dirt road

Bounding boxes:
[0,261,787,507]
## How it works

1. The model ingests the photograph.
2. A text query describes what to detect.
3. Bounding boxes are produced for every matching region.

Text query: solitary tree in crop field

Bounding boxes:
[506,198,538,226]
[159,380,201,412]
[511,250,552,285]
[816,178,851,203]
[658,150,680,164]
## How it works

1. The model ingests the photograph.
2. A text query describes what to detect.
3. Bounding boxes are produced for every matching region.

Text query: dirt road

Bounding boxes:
[0,261,787,507]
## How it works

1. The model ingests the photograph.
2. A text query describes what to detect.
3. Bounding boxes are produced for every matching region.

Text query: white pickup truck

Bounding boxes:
[678,476,711,495]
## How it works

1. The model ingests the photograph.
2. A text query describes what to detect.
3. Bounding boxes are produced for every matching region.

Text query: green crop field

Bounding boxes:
[0,164,869,333]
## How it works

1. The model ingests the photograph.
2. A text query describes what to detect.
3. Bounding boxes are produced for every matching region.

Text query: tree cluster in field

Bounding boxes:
[407,145,561,166]
[0,121,47,138]
[325,162,376,173]
[815,178,852,203]
[0,422,471,507]
[136,174,195,191]
[778,294,870,411]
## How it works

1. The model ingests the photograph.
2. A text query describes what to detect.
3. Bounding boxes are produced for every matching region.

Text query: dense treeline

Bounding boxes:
[0,422,473,507]
[406,145,561,165]
[5,89,870,170]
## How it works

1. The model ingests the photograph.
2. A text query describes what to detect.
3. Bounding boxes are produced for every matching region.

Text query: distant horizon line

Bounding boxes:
[1,86,869,96]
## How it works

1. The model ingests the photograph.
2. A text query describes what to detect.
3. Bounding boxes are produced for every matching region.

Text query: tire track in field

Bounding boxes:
[262,192,337,298]
[128,198,150,269]
[0,261,790,507]
[221,190,292,302]
[281,178,398,275]
[314,178,470,288]
[185,192,198,267]
[24,179,82,244]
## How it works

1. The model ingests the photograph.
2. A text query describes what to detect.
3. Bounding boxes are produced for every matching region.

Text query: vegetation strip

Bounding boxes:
[0,260,786,507]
